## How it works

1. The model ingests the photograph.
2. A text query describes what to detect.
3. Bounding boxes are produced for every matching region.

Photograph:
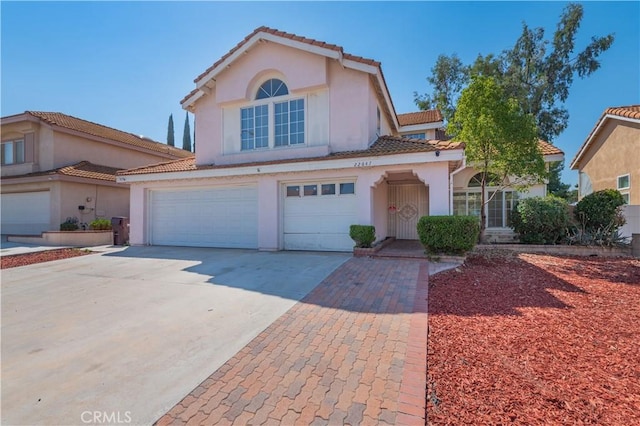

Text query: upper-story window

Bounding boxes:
[1,139,25,165]
[241,78,305,151]
[403,133,426,140]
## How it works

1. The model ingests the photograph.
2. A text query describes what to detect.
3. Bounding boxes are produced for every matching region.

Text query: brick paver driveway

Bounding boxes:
[157,257,428,425]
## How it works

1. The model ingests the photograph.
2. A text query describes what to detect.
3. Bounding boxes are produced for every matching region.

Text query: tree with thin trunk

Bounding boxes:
[448,76,545,241]
[167,114,175,147]
[182,112,192,152]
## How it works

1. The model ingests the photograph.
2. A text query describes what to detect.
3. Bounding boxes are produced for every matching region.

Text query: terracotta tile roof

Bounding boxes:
[22,111,192,158]
[182,26,383,106]
[537,140,564,156]
[570,105,640,169]
[2,161,122,182]
[118,136,463,176]
[397,110,443,126]
[604,104,640,119]
[193,26,379,85]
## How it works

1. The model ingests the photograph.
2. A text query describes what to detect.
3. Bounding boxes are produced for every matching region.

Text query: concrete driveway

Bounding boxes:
[1,246,349,426]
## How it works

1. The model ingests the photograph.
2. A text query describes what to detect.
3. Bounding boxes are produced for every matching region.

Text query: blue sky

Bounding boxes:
[2,1,638,185]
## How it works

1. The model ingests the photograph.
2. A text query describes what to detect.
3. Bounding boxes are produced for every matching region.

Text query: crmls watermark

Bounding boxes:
[80,411,132,424]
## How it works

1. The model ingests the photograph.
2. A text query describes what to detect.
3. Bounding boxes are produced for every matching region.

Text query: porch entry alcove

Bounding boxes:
[385,172,429,240]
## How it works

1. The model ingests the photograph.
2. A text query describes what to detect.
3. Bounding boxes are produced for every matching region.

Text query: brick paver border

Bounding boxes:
[156,257,429,426]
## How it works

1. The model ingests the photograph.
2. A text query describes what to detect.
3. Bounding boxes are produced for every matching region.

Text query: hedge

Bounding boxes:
[510,196,571,244]
[349,225,376,248]
[417,215,480,255]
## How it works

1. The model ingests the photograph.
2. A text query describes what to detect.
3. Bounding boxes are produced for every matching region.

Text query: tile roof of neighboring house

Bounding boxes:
[537,140,564,156]
[118,136,464,176]
[570,104,640,169]
[397,110,443,126]
[2,161,122,182]
[15,111,192,158]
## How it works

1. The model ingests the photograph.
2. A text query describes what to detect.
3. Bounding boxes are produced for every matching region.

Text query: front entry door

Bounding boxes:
[388,184,429,240]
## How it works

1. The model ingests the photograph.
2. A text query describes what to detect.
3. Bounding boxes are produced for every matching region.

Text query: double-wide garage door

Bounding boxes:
[150,186,258,249]
[1,191,51,235]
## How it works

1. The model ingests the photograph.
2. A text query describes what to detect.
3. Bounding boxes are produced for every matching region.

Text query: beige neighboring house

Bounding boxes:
[1,111,192,235]
[570,104,640,237]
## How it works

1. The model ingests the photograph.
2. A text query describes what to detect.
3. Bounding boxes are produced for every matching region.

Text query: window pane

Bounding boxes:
[286,186,300,197]
[256,78,288,99]
[275,101,289,146]
[241,107,254,150]
[289,99,304,145]
[453,192,467,216]
[467,192,481,218]
[622,193,630,204]
[3,143,14,165]
[321,184,336,195]
[304,185,317,196]
[618,175,630,189]
[404,133,426,139]
[15,140,24,163]
[340,183,355,194]
[488,191,504,228]
[255,105,269,148]
[505,192,516,227]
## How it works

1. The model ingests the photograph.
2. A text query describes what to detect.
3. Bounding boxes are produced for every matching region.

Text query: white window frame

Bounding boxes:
[453,188,516,229]
[1,139,25,165]
[284,181,356,198]
[617,174,630,190]
[240,78,307,151]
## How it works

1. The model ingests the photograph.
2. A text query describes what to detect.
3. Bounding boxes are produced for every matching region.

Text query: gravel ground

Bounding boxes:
[1,249,93,269]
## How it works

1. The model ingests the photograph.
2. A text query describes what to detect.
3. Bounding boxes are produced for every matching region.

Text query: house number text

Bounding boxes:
[354,161,372,167]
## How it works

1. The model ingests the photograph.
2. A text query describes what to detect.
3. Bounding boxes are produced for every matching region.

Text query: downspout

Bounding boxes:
[449,157,466,215]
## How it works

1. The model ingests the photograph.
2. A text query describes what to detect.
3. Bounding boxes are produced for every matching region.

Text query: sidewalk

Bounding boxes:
[156,256,429,425]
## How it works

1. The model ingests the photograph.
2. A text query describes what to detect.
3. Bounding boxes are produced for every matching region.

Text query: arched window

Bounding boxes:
[468,172,502,187]
[256,79,288,100]
[241,78,304,151]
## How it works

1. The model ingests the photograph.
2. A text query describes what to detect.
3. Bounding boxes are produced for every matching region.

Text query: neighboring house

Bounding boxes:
[117,26,563,251]
[1,111,192,235]
[570,104,640,237]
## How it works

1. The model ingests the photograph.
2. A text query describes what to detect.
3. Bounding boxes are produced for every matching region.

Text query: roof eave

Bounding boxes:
[570,113,640,170]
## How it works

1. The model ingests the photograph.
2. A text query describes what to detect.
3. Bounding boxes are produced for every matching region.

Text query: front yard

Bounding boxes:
[427,251,640,424]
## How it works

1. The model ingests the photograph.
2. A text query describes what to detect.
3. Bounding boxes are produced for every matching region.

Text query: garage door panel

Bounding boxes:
[283,183,357,251]
[150,186,257,249]
[1,192,51,235]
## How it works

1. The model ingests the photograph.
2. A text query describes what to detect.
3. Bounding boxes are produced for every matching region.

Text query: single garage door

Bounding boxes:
[150,186,258,248]
[284,181,358,251]
[1,191,51,235]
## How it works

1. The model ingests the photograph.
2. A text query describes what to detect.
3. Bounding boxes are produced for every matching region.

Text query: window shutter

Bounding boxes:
[24,133,35,163]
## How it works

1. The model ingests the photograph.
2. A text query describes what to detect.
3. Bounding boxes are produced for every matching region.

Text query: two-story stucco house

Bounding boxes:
[1,111,192,235]
[117,26,563,251]
[570,105,640,237]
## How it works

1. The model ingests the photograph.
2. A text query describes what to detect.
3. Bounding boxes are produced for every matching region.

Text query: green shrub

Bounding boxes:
[510,196,571,244]
[417,216,480,255]
[349,225,376,248]
[60,217,79,231]
[574,189,626,232]
[90,218,112,230]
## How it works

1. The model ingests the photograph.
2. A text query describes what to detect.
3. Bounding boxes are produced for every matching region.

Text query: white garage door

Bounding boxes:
[150,186,258,248]
[1,191,51,235]
[284,181,358,251]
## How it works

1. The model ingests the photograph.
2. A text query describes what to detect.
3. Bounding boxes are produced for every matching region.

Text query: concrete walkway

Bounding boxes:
[156,257,429,425]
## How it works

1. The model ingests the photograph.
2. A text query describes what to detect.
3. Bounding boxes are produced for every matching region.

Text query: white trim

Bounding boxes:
[617,173,630,190]
[543,153,565,163]
[117,149,464,184]
[399,122,442,133]
[571,113,640,170]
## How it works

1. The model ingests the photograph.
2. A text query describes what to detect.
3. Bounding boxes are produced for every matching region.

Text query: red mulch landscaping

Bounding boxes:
[1,249,93,269]
[427,250,640,425]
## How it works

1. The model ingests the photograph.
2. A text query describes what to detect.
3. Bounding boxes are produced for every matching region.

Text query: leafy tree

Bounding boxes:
[182,112,192,152]
[167,114,175,147]
[448,76,545,239]
[415,3,614,143]
[547,160,572,199]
